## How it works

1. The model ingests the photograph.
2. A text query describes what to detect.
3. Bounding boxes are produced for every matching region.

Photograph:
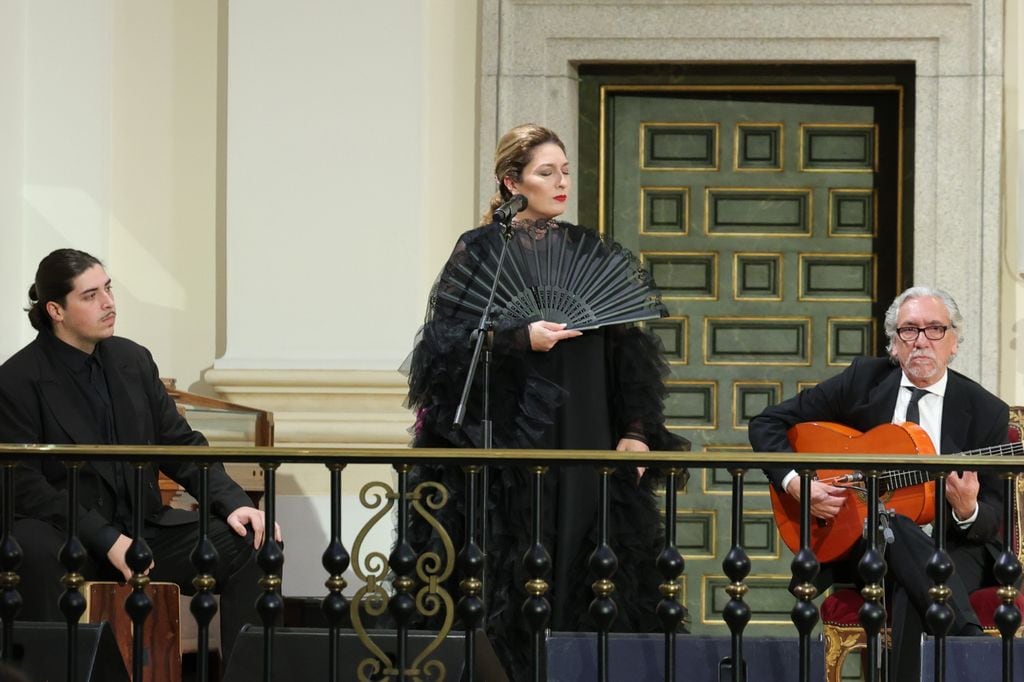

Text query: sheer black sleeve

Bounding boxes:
[606,323,689,453]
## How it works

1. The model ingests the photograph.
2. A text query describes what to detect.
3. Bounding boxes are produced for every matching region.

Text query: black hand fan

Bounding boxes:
[435,222,667,330]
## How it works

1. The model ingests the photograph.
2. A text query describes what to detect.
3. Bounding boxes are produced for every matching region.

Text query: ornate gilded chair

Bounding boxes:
[820,406,1024,681]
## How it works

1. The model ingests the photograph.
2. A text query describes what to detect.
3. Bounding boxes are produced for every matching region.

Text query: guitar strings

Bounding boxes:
[848,440,1023,490]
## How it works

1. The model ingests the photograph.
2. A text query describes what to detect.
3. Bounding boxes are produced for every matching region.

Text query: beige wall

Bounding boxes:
[1003,1,1024,406]
[3,2,114,359]
[110,1,219,393]
[0,0,25,346]
[0,1,219,392]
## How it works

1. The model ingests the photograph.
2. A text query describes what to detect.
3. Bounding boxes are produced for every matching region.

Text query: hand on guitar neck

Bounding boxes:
[783,477,850,520]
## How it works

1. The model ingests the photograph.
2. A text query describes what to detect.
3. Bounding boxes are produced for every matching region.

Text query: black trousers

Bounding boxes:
[884,515,990,681]
[812,514,992,681]
[12,516,265,662]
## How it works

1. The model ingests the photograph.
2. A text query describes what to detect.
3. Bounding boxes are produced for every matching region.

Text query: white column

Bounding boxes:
[0,0,26,360]
[219,0,430,371]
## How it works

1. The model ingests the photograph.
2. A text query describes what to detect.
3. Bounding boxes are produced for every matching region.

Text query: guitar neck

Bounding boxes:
[880,440,1023,491]
[962,440,1024,458]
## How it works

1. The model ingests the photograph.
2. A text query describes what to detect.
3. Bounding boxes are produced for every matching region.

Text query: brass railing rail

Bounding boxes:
[4,443,1024,469]
[0,444,1020,682]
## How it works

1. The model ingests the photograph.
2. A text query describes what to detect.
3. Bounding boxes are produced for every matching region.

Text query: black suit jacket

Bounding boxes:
[748,356,1010,550]
[0,331,252,558]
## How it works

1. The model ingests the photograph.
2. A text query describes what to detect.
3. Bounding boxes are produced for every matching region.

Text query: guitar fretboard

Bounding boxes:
[879,440,1023,491]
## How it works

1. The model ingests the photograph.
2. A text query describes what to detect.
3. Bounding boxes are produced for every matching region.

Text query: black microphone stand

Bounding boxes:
[453,215,518,529]
[451,212,518,672]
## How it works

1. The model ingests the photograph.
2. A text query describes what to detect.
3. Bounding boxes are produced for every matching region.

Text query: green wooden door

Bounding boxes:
[580,81,907,658]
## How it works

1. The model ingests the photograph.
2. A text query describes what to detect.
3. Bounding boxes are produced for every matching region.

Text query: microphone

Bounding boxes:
[492,194,528,223]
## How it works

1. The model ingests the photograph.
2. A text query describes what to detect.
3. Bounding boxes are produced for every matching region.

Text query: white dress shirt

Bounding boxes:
[893,371,977,526]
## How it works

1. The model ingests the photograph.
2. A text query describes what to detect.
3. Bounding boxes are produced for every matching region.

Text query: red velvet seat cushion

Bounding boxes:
[821,588,866,625]
[974,419,1024,630]
[822,587,1024,629]
[969,587,1024,628]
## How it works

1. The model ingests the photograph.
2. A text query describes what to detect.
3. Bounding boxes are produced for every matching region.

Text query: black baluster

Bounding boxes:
[190,462,219,682]
[0,463,22,661]
[457,465,485,682]
[59,462,88,682]
[321,462,350,682]
[723,468,752,682]
[389,464,416,682]
[656,468,685,682]
[257,462,284,682]
[858,471,886,682]
[522,466,551,682]
[589,468,618,682]
[790,470,820,682]
[126,464,155,682]
[925,472,953,682]
[993,473,1021,682]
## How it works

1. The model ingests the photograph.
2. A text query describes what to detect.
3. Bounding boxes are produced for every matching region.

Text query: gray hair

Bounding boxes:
[883,286,963,355]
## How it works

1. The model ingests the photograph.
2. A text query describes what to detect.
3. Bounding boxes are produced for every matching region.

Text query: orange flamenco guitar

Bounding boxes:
[768,421,940,564]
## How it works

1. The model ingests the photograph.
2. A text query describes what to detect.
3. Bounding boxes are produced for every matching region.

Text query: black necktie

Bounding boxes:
[905,387,928,424]
[88,356,111,407]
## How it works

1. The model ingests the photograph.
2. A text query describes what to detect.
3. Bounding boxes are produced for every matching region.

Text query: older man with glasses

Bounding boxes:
[749,285,1009,681]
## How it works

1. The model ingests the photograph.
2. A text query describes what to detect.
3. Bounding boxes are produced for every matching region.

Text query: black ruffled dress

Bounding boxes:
[404,220,688,677]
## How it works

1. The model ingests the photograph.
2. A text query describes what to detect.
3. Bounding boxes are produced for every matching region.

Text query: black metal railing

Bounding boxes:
[0,444,1020,682]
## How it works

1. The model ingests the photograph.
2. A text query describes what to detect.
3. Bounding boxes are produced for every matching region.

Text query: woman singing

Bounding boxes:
[404,123,688,677]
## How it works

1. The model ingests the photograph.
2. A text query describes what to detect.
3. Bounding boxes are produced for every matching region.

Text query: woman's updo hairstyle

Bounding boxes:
[26,248,103,331]
[480,123,566,225]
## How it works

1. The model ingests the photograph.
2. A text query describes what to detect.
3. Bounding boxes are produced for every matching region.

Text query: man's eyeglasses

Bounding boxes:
[895,325,950,342]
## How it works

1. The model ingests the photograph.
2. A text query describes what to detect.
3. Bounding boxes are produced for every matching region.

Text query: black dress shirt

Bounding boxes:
[51,337,132,533]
